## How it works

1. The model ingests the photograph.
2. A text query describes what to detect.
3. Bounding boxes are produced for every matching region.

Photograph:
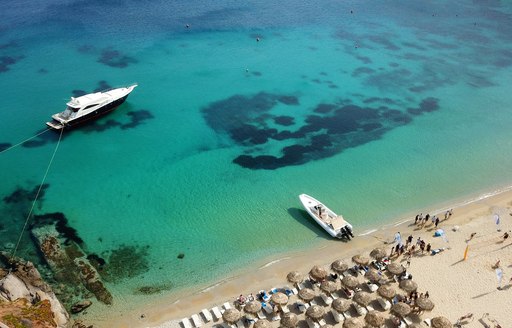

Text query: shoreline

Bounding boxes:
[90,185,512,328]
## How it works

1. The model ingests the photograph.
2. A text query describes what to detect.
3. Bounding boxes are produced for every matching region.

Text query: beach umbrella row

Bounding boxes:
[254,320,271,328]
[309,265,328,281]
[342,275,359,289]
[306,305,325,321]
[298,288,315,302]
[387,262,405,275]
[223,308,241,324]
[431,316,451,328]
[320,280,337,294]
[343,317,363,328]
[353,291,372,307]
[377,284,396,299]
[364,269,382,283]
[365,311,385,327]
[281,312,298,328]
[331,260,348,273]
[271,292,288,305]
[352,255,369,266]
[399,279,418,293]
[369,248,387,260]
[332,298,351,313]
[244,301,261,314]
[416,297,435,311]
[287,271,303,285]
[391,302,411,318]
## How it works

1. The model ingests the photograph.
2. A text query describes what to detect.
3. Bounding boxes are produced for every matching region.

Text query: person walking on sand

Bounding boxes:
[434,217,440,227]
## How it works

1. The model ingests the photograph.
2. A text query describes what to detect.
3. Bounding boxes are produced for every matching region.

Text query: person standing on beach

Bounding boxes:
[435,217,440,227]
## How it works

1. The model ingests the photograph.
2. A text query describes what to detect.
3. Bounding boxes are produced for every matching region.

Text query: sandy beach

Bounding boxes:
[108,189,512,328]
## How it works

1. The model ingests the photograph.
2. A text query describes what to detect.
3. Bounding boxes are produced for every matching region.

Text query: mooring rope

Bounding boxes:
[6,127,64,270]
[0,128,51,155]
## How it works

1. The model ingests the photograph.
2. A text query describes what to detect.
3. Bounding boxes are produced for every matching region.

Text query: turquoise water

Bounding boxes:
[1,0,512,323]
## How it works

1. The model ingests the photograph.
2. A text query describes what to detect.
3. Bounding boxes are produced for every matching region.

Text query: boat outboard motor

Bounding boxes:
[345,226,354,238]
[340,227,351,240]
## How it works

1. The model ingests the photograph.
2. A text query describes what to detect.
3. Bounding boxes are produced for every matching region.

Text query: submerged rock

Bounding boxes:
[75,258,113,305]
[70,300,92,314]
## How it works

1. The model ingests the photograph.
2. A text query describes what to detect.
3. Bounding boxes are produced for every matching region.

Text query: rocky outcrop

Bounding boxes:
[0,254,69,327]
[31,219,112,305]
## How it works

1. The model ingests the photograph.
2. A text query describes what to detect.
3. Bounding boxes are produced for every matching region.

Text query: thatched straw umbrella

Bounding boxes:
[306,305,325,321]
[271,292,288,306]
[365,311,385,327]
[342,275,359,289]
[399,280,418,293]
[244,301,261,315]
[431,316,452,328]
[331,260,348,273]
[353,291,372,307]
[287,271,303,286]
[223,308,241,324]
[332,298,351,313]
[387,262,405,275]
[365,269,382,283]
[320,280,337,295]
[298,288,315,302]
[343,317,363,328]
[370,248,387,260]
[377,285,396,299]
[280,312,298,328]
[391,303,411,318]
[352,255,370,266]
[415,297,435,311]
[310,265,328,281]
[254,320,271,328]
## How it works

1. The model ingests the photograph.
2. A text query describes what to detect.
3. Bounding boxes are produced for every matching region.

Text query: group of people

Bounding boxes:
[236,293,255,308]
[393,290,430,308]
[390,233,432,259]
[340,225,354,240]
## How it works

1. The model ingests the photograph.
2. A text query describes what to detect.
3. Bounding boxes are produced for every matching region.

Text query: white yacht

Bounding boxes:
[299,194,354,240]
[46,84,137,130]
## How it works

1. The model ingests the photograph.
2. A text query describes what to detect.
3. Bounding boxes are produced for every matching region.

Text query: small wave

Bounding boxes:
[200,281,224,293]
[259,257,291,269]
[358,228,378,236]
[393,219,410,227]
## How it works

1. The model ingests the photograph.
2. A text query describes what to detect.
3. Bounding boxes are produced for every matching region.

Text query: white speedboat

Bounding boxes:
[46,84,138,130]
[299,194,354,240]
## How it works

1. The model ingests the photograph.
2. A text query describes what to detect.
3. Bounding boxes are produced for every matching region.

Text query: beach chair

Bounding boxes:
[257,310,266,320]
[366,282,378,292]
[331,291,340,300]
[366,303,375,312]
[353,303,367,316]
[296,302,307,313]
[331,309,344,323]
[223,302,232,311]
[318,318,326,327]
[271,312,280,321]
[297,282,306,290]
[423,318,431,326]
[403,316,413,326]
[281,305,290,313]
[211,306,222,321]
[270,287,278,294]
[320,293,333,305]
[181,318,193,328]
[201,309,212,322]
[306,318,320,328]
[377,298,391,310]
[261,302,273,314]
[235,319,245,328]
[191,314,203,328]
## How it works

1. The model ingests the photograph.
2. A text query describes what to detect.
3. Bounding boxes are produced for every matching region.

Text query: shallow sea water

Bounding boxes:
[1,0,512,323]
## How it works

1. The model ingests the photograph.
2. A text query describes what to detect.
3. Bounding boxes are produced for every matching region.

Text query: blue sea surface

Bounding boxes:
[1,0,512,323]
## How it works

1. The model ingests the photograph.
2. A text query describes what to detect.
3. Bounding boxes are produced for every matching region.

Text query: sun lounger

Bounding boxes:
[423,318,431,326]
[191,314,203,327]
[270,287,278,294]
[377,298,391,310]
[331,309,344,323]
[331,291,340,300]
[271,313,280,321]
[181,318,193,328]
[297,282,306,290]
[343,310,352,319]
[281,305,290,313]
[403,317,413,326]
[366,282,378,292]
[235,319,245,328]
[201,309,212,322]
[318,318,326,327]
[211,307,222,320]
[353,303,367,316]
[309,299,318,306]
[223,302,232,311]
[261,302,273,314]
[320,293,333,305]
[366,303,375,312]
[306,318,320,328]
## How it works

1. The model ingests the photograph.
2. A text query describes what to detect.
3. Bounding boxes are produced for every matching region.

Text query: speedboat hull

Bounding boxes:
[299,193,353,239]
